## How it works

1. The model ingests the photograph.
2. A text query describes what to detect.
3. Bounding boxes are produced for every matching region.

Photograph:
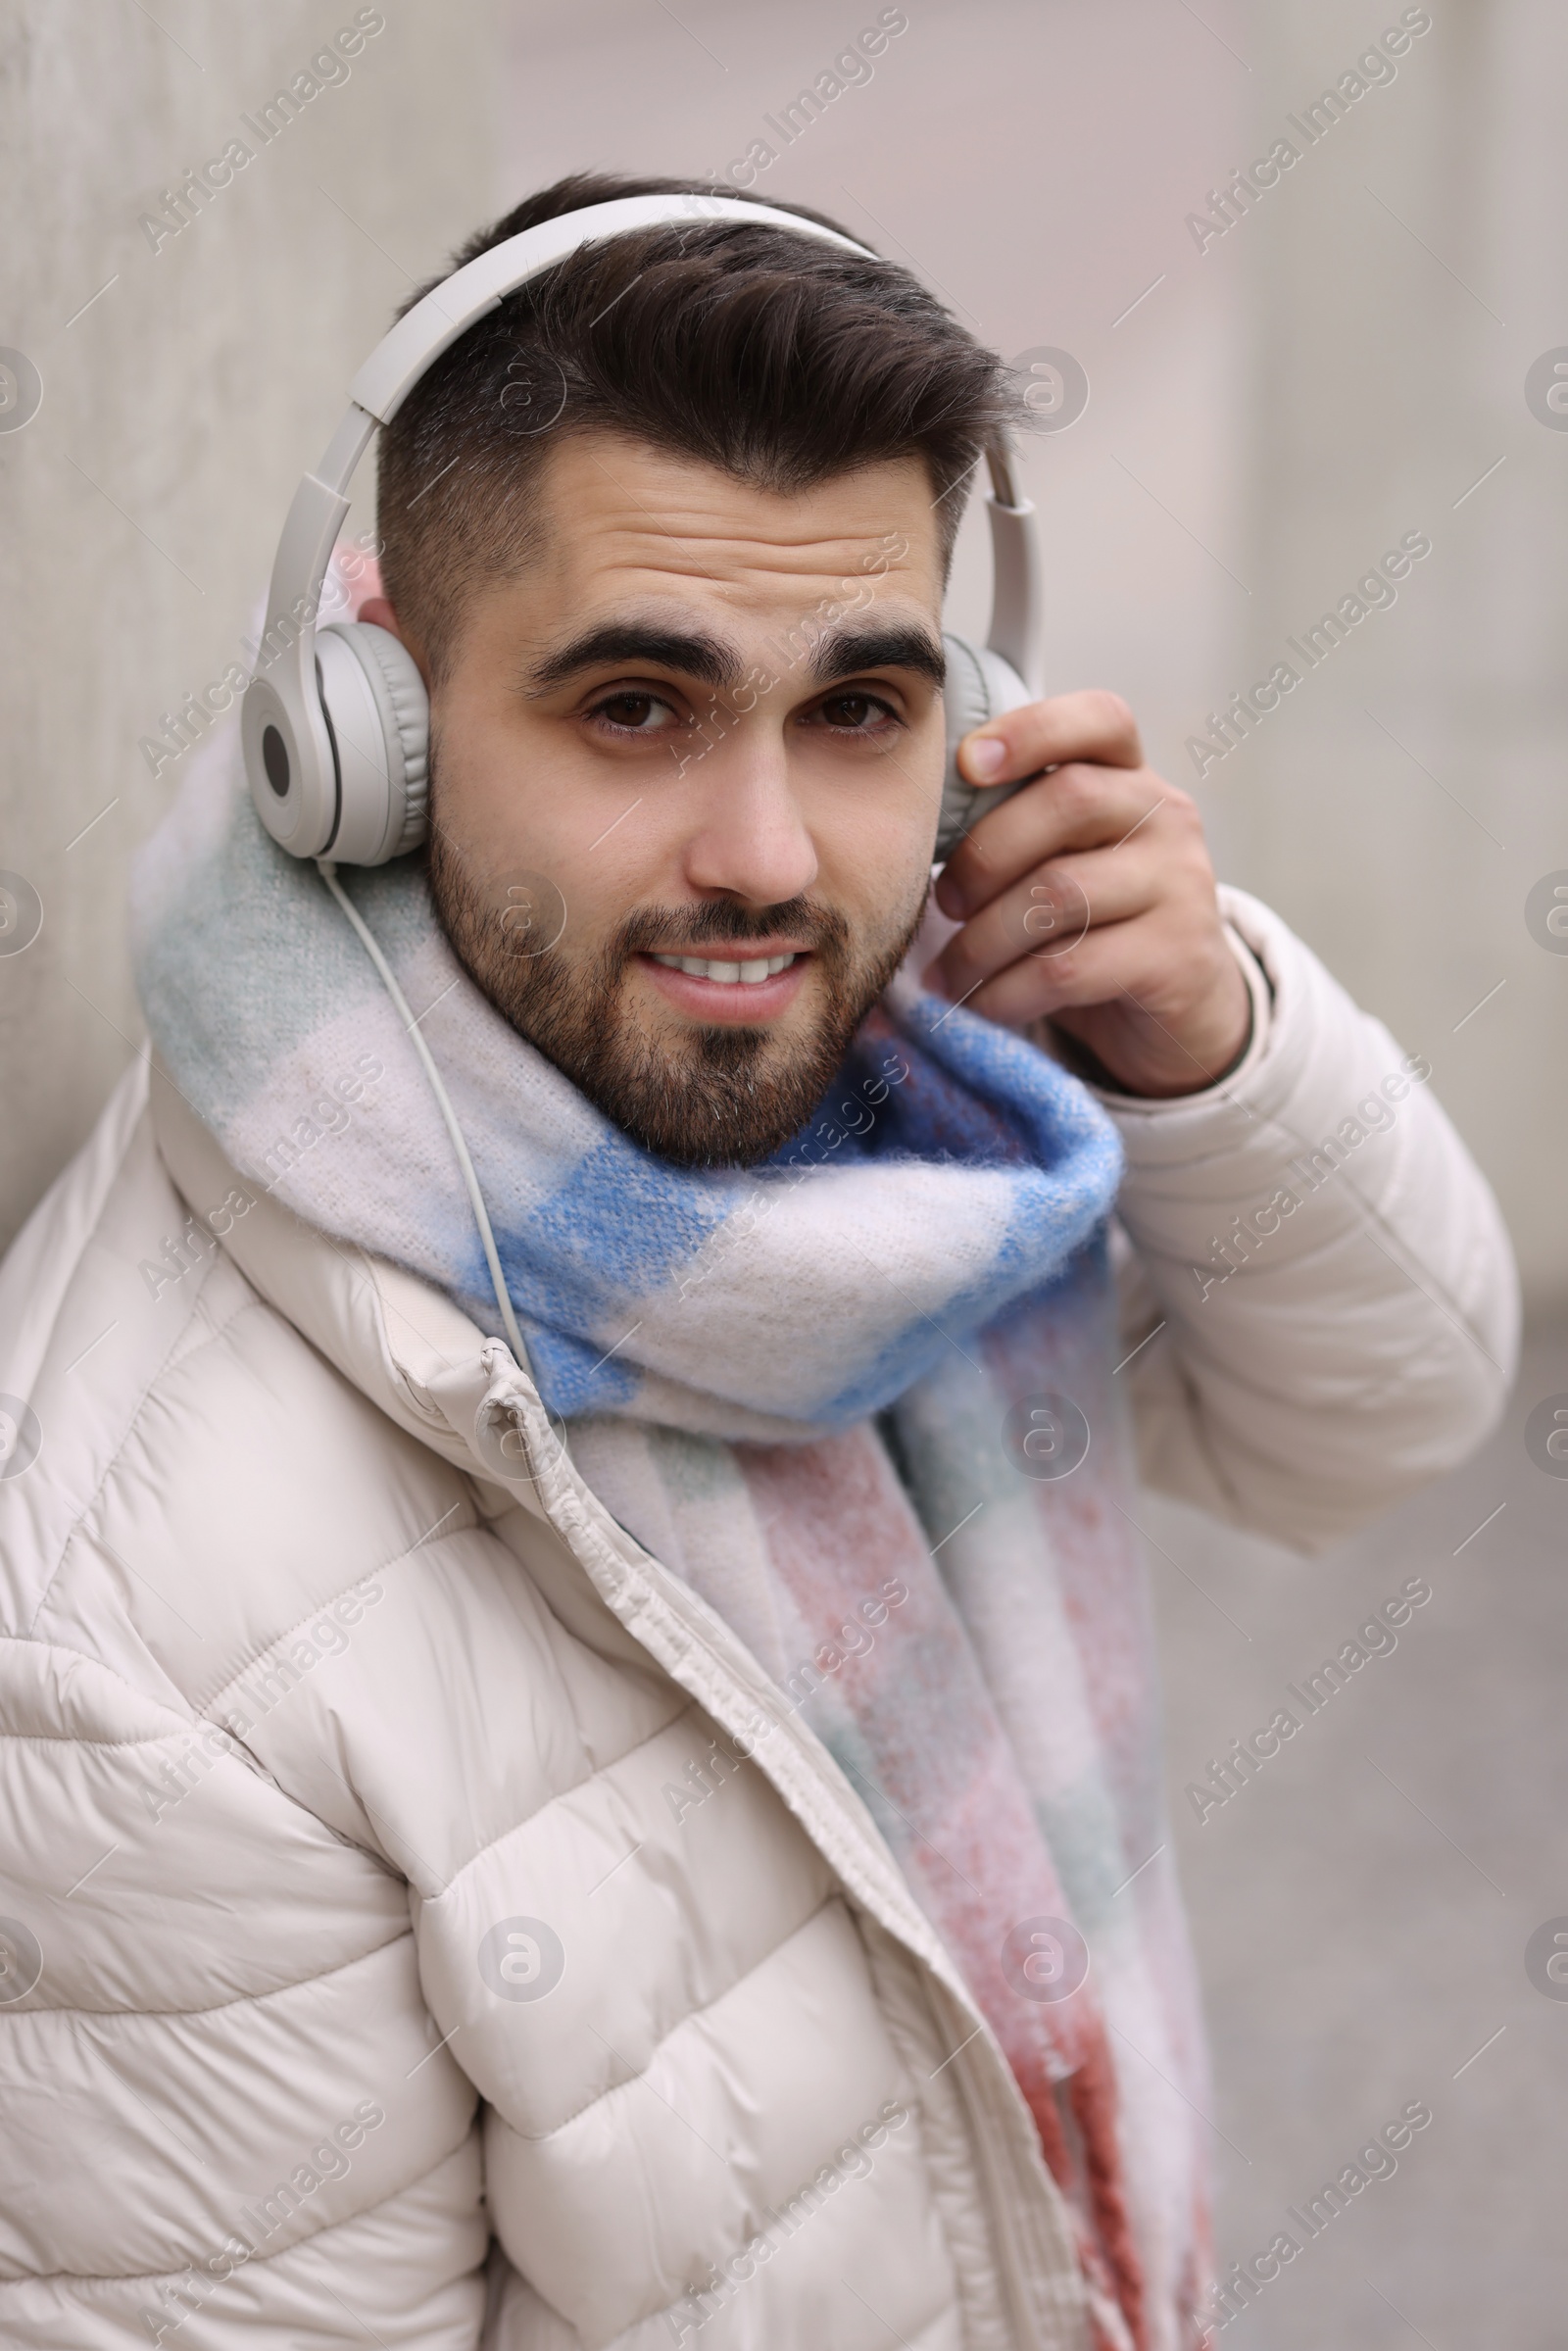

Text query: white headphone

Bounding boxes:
[241,189,1045,868]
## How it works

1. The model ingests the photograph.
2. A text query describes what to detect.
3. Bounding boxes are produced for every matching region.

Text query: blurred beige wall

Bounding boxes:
[4,0,1563,1301]
[0,0,499,1252]
[1220,0,1568,1309]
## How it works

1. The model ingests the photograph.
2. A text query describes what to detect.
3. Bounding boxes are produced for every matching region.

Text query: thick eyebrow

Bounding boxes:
[523,622,744,698]
[807,621,946,693]
[523,614,948,701]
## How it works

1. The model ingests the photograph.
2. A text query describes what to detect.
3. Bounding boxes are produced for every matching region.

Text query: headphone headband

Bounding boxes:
[353,193,874,434]
[243,189,1042,862]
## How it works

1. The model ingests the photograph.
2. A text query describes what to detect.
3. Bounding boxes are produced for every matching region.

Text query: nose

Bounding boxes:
[678,733,819,908]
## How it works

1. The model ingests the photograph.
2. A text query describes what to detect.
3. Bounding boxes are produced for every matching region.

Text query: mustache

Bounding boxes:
[611,898,852,958]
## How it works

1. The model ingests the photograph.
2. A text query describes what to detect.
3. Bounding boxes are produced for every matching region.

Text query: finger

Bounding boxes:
[938,761,1171,917]
[928,849,1161,1006]
[947,907,1179,1031]
[957,688,1144,788]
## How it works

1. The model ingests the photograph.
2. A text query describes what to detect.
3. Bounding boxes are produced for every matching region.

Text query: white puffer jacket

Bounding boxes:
[0,891,1516,2351]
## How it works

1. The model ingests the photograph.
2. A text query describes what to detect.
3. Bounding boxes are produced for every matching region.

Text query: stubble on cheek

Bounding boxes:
[426,821,928,1167]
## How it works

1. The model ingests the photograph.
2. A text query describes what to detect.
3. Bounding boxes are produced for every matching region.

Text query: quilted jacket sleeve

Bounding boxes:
[1102,886,1519,1552]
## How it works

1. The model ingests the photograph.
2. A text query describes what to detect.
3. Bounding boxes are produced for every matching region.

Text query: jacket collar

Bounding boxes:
[149,1058,560,1515]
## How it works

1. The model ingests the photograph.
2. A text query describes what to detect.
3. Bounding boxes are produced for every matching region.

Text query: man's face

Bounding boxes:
[379,431,948,1167]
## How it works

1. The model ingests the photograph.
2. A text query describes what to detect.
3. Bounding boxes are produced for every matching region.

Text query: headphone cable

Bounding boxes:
[316,857,531,1373]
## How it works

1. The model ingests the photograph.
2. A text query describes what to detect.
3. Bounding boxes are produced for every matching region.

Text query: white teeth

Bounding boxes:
[652,952,797,985]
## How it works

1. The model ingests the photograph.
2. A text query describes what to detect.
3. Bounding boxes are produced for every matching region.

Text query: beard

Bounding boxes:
[427,823,928,1169]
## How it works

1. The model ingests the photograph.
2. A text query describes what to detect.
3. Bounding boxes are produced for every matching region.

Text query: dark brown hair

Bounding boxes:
[376,171,1022,681]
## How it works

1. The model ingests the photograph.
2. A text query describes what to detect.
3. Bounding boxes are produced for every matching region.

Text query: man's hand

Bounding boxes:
[925,691,1251,1099]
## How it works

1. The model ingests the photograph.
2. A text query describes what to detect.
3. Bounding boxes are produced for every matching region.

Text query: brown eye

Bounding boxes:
[591,690,680,735]
[600,693,658,727]
[819,692,885,729]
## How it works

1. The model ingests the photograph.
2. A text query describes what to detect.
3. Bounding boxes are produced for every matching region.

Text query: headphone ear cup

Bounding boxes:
[937,633,1039,862]
[314,620,430,865]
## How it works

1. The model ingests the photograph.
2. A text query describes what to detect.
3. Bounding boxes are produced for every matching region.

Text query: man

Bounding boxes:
[0,172,1515,2351]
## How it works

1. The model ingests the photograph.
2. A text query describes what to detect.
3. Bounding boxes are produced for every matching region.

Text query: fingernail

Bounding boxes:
[963,734,1006,780]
